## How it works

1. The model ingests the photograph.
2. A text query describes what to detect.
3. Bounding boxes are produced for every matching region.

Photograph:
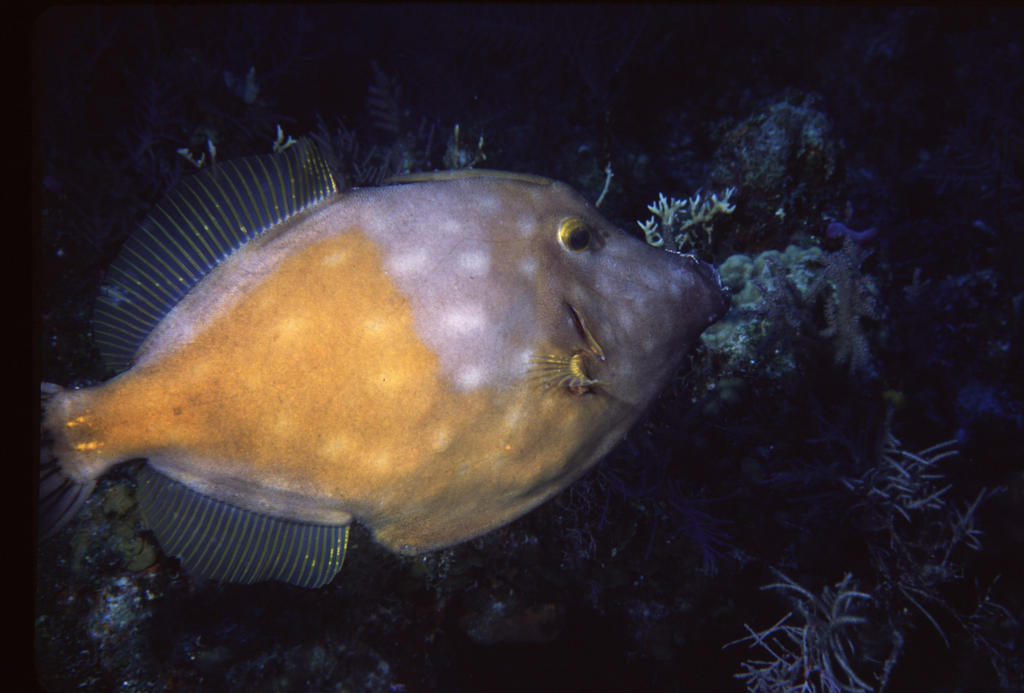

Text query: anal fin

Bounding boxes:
[135,465,349,588]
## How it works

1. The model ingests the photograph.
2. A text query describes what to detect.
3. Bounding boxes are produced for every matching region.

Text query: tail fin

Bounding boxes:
[39,383,97,540]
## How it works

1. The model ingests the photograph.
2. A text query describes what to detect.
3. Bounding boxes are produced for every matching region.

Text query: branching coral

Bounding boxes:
[842,431,959,526]
[726,572,881,693]
[808,237,882,377]
[729,422,1013,692]
[747,253,821,368]
[638,188,736,255]
[842,429,1004,650]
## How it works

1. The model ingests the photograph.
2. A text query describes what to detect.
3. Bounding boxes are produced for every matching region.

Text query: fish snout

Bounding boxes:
[695,257,730,323]
[671,253,730,325]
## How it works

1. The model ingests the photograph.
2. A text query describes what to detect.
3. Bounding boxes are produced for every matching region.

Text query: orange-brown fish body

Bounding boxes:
[41,144,727,585]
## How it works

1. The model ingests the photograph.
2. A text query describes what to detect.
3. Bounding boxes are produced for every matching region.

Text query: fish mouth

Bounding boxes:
[695,259,730,310]
[673,254,730,323]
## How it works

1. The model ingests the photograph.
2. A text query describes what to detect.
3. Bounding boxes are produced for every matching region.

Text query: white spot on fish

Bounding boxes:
[517,216,535,238]
[476,195,500,214]
[443,304,486,334]
[639,266,662,290]
[431,427,452,452]
[595,273,618,298]
[457,249,491,276]
[321,250,350,266]
[455,365,485,390]
[502,406,525,432]
[321,434,350,458]
[276,316,307,338]
[618,310,635,332]
[516,348,534,372]
[369,450,392,470]
[440,218,464,237]
[364,317,390,336]
[519,257,537,277]
[274,413,295,434]
[390,248,431,275]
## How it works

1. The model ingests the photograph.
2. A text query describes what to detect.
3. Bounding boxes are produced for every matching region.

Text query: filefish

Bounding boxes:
[39,141,727,587]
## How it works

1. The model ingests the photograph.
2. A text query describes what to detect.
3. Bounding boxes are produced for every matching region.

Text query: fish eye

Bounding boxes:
[558,218,591,252]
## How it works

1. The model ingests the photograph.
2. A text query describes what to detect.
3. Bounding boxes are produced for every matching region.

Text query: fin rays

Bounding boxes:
[529,352,601,394]
[135,465,348,587]
[38,458,94,540]
[93,139,338,373]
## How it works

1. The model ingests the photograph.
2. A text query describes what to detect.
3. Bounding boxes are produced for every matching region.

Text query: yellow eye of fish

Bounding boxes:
[558,218,591,252]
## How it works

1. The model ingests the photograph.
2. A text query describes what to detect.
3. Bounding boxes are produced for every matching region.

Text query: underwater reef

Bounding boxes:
[35,6,1023,692]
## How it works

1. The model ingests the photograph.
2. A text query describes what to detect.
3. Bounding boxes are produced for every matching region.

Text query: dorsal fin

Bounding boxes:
[92,139,337,373]
[386,168,553,186]
[135,464,349,587]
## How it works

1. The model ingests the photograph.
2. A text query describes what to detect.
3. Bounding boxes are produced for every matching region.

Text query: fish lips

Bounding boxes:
[697,259,731,323]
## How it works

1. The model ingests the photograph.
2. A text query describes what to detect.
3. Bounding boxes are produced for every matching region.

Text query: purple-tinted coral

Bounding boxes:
[826,220,878,243]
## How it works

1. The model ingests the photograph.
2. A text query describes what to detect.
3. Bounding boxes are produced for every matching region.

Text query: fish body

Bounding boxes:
[40,142,727,586]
